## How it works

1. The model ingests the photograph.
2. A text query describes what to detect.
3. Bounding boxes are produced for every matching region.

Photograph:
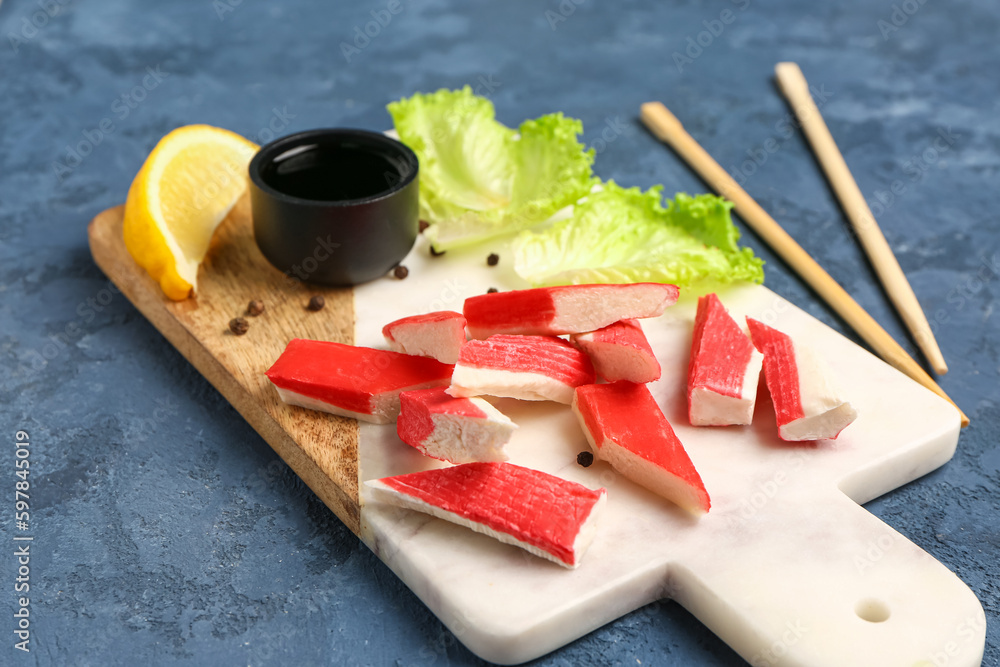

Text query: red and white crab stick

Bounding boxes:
[382,311,468,364]
[571,319,661,384]
[747,318,858,441]
[688,293,763,426]
[265,339,453,424]
[464,283,679,338]
[448,334,596,404]
[366,462,607,568]
[573,382,711,514]
[397,387,516,463]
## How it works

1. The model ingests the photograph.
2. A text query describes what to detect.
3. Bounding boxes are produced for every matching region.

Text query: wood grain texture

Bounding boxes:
[87,196,362,534]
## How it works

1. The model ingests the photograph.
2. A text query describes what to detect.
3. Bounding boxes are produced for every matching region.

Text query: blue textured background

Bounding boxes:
[1,0,997,664]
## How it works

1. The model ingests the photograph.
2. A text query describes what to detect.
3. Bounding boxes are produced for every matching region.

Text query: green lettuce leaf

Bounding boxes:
[388,87,596,250]
[512,181,765,287]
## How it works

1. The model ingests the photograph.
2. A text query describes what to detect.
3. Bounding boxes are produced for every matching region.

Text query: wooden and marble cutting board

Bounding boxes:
[89,198,985,667]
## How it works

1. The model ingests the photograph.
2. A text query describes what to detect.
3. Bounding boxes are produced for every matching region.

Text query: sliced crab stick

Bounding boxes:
[382,311,468,364]
[397,387,517,463]
[365,462,607,568]
[464,283,679,338]
[571,319,661,383]
[746,318,858,441]
[265,339,453,424]
[688,293,763,426]
[448,334,596,404]
[572,382,711,514]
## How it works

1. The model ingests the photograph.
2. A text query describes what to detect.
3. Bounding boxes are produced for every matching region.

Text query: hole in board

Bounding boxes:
[855,598,891,623]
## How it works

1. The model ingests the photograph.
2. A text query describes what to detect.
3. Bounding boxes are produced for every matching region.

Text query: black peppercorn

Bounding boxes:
[394,265,409,279]
[307,295,325,311]
[229,317,249,336]
[576,451,594,467]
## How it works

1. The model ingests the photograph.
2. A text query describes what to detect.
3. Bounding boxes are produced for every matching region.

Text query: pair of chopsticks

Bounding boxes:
[640,64,968,427]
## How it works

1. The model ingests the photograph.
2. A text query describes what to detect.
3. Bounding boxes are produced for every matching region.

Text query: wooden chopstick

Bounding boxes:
[774,62,949,375]
[639,101,969,427]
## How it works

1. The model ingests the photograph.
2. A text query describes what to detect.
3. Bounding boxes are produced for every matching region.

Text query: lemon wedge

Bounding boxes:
[123,125,258,300]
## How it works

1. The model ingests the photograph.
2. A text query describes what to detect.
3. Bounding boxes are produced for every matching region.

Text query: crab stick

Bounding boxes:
[365,462,607,568]
[464,283,679,338]
[265,339,453,424]
[448,334,596,404]
[572,382,711,514]
[688,294,763,426]
[382,311,468,364]
[397,387,517,463]
[746,318,858,441]
[571,319,661,383]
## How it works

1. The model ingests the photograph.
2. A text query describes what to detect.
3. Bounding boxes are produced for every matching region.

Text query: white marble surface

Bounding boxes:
[352,234,984,666]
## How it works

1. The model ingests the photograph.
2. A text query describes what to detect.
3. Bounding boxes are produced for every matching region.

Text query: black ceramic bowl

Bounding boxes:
[248,128,419,286]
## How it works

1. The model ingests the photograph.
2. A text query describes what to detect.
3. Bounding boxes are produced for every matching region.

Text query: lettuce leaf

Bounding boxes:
[388,87,596,250]
[512,181,764,287]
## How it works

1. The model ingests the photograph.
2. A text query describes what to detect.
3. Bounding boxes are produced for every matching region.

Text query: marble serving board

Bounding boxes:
[355,235,984,666]
[89,200,985,667]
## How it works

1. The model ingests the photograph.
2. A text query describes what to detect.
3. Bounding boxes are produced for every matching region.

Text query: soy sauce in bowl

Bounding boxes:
[249,129,419,286]
[261,142,407,203]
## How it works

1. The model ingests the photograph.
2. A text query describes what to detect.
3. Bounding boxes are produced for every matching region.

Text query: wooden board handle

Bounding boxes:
[774,61,949,375]
[639,101,968,427]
